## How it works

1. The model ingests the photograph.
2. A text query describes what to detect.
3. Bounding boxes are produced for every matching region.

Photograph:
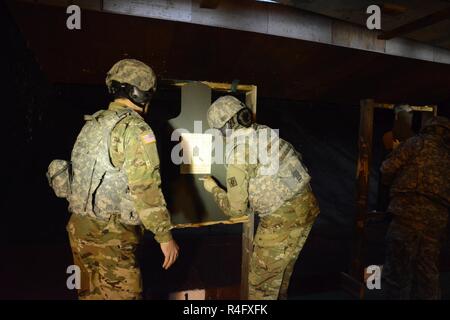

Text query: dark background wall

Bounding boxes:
[1,0,449,299]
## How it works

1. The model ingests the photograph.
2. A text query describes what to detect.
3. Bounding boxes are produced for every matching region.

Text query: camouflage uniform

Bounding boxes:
[380,117,450,300]
[67,213,144,300]
[66,60,172,300]
[212,183,318,300]
[207,96,320,300]
[67,102,173,300]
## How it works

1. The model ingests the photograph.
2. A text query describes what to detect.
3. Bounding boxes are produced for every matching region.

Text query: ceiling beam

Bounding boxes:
[9,0,450,64]
[378,7,450,40]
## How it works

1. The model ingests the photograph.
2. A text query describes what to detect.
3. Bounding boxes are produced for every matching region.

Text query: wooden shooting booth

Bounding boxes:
[342,99,438,299]
[157,79,257,300]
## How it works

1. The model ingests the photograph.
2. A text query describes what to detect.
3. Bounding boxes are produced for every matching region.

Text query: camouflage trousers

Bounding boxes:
[249,189,320,300]
[67,213,144,300]
[382,220,445,300]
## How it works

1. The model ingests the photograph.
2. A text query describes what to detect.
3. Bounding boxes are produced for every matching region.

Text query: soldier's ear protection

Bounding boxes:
[219,103,253,136]
[129,85,154,107]
[109,80,155,108]
[236,105,253,128]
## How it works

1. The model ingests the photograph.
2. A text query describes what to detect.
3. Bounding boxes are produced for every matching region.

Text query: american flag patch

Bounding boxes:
[141,131,156,144]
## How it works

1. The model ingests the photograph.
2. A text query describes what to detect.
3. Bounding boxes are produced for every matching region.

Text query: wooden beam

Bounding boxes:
[162,79,255,93]
[239,85,257,300]
[378,7,450,40]
[240,213,254,300]
[344,99,375,299]
[374,103,435,113]
[174,216,249,229]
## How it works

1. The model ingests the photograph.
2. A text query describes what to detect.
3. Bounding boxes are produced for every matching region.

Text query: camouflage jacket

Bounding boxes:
[108,103,173,243]
[211,128,255,217]
[70,102,172,243]
[381,133,450,209]
[212,124,312,217]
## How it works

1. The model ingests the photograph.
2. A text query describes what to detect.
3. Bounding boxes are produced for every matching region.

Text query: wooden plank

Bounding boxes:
[375,103,435,113]
[347,99,375,299]
[240,213,254,300]
[378,7,450,40]
[162,79,255,92]
[174,216,248,229]
[240,85,257,300]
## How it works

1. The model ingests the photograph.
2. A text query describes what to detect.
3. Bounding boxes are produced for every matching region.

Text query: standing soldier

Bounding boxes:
[381,116,450,299]
[66,59,179,299]
[201,96,320,300]
[378,104,414,211]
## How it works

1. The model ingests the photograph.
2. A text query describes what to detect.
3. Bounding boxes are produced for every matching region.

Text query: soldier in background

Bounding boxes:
[380,116,450,299]
[66,59,179,299]
[377,104,414,212]
[382,104,415,154]
[201,96,320,300]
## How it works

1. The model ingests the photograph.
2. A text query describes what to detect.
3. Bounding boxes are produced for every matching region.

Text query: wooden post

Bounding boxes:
[240,213,255,299]
[343,99,374,299]
[240,86,257,300]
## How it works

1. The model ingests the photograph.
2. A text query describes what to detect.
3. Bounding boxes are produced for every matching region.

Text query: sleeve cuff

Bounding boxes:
[154,231,173,244]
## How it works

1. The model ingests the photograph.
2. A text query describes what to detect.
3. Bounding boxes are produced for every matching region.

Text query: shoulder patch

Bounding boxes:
[228,177,238,188]
[140,131,156,144]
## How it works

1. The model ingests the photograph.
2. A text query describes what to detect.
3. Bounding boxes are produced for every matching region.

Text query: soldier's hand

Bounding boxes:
[393,139,400,150]
[201,176,218,193]
[160,239,179,270]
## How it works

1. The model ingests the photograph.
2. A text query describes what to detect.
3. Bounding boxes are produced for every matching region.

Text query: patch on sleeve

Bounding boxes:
[228,177,238,188]
[140,131,156,144]
[293,169,302,181]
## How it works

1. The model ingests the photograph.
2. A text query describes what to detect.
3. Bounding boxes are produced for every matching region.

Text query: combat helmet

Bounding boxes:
[106,59,156,108]
[207,95,248,129]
